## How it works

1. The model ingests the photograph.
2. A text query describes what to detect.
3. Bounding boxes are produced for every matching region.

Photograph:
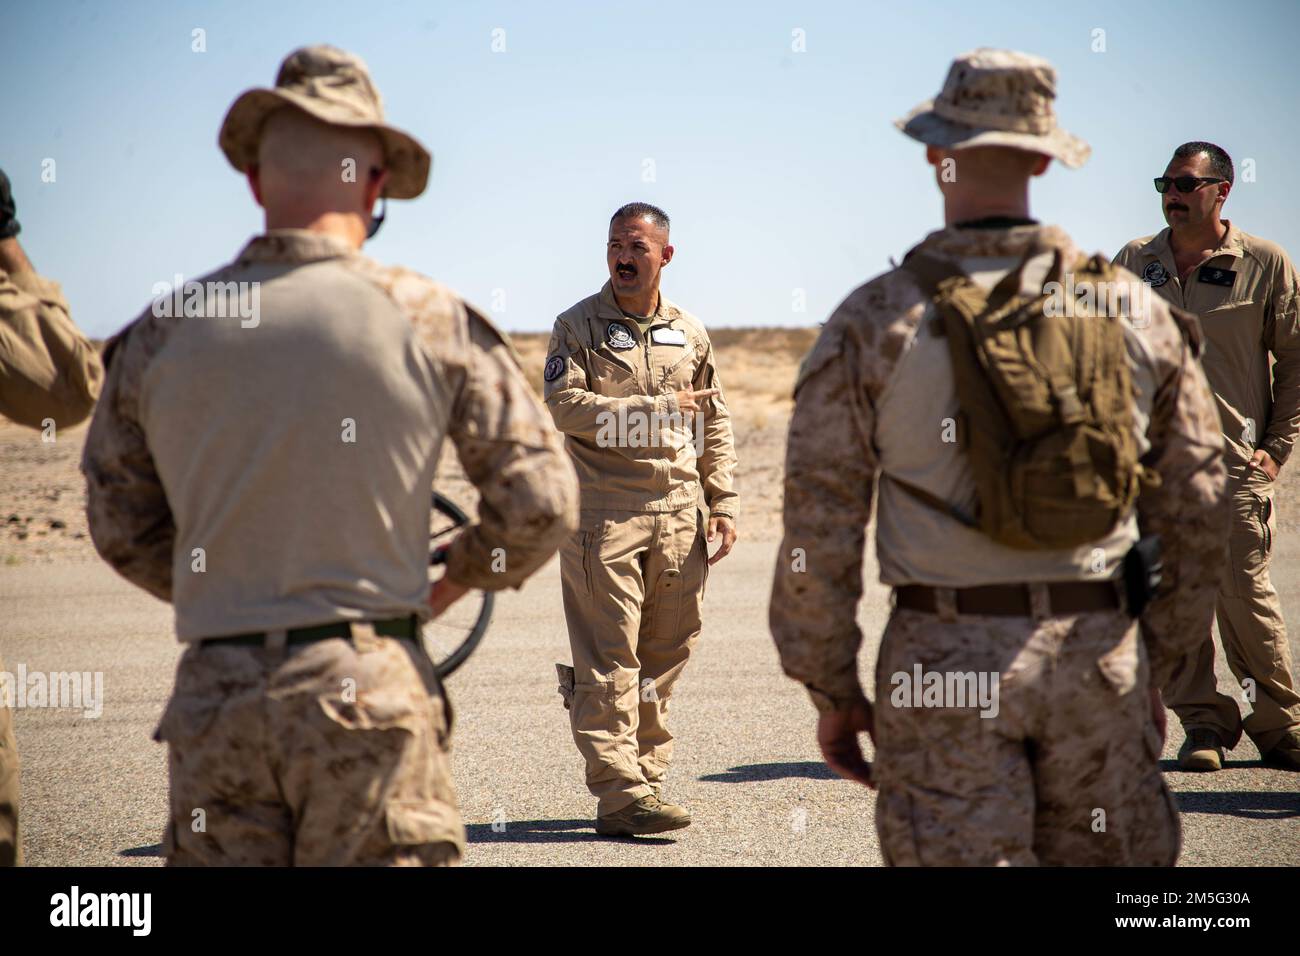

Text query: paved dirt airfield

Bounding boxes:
[2,327,1297,866]
[6,522,1299,867]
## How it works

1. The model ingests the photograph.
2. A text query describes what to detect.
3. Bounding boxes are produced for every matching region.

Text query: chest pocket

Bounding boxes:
[587,350,641,398]
[657,343,700,392]
[1200,298,1258,353]
[1202,296,1255,316]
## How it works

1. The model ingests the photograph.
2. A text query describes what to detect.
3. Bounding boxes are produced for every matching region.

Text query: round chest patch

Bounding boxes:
[1141,261,1170,288]
[606,322,636,350]
[543,354,566,382]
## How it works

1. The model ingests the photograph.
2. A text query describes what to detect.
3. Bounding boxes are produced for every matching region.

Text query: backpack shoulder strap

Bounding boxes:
[900,250,966,295]
[885,473,979,529]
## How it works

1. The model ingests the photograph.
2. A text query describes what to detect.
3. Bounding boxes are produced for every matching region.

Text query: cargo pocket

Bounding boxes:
[1095,617,1142,696]
[318,694,427,736]
[316,659,429,737]
[648,567,685,646]
[384,800,463,851]
[1224,491,1271,597]
[154,692,223,745]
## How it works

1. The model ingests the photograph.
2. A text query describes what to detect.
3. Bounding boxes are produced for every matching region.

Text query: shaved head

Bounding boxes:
[944,146,1048,183]
[257,107,384,208]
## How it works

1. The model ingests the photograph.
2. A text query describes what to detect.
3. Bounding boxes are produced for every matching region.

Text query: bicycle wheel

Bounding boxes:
[425,492,494,678]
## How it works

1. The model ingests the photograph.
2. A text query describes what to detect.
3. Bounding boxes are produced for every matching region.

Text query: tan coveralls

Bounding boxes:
[771,224,1228,865]
[82,230,578,865]
[1115,222,1300,754]
[0,266,103,866]
[544,282,737,814]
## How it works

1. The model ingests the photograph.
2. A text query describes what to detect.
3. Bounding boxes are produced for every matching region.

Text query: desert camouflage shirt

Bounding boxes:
[770,223,1228,712]
[82,229,577,640]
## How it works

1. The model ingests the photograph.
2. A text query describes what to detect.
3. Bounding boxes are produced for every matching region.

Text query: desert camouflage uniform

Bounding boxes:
[545,282,737,814]
[1115,224,1300,754]
[0,266,103,867]
[771,224,1228,865]
[83,231,578,865]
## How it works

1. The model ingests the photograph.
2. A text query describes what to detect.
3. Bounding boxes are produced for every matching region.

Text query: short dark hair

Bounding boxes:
[1172,141,1234,185]
[610,202,670,234]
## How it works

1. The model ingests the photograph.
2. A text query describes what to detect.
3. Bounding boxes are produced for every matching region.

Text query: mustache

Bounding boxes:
[615,263,638,274]
[1166,203,1189,212]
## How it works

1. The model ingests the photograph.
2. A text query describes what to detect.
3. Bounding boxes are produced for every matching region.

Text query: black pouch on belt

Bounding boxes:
[1122,534,1163,617]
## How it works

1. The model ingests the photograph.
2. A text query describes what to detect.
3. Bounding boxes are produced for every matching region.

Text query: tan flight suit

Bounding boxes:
[0,266,103,866]
[771,224,1228,865]
[1115,222,1300,754]
[0,267,103,430]
[544,282,737,814]
[83,230,578,865]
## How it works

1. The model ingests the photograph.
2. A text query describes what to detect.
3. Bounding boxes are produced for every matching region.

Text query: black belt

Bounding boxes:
[199,615,419,649]
[895,582,1120,617]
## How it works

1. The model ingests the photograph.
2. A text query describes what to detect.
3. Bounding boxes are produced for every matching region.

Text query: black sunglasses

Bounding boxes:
[1154,176,1225,194]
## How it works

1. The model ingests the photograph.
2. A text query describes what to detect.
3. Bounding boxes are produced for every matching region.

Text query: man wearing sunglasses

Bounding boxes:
[1115,142,1300,773]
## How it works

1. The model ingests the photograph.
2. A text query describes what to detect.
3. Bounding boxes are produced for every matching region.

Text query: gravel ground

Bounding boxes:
[4,534,1296,868]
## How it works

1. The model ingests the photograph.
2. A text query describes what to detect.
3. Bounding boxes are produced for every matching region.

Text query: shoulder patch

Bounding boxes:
[544,354,566,382]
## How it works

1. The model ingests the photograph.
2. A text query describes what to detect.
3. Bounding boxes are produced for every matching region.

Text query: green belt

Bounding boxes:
[200,615,419,649]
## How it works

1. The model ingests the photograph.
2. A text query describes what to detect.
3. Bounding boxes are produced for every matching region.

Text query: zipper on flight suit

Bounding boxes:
[640,321,673,494]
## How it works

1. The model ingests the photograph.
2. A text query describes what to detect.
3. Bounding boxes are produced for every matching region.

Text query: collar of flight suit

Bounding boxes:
[1135,219,1246,266]
[234,229,358,266]
[595,280,683,342]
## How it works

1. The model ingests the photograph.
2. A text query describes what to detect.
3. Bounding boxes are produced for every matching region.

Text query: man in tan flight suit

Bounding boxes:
[545,203,738,835]
[1115,142,1300,772]
[0,167,104,867]
[81,46,578,866]
[770,50,1228,865]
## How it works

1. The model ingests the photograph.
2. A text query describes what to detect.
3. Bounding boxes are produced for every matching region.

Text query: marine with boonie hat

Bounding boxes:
[81,44,578,866]
[770,48,1228,864]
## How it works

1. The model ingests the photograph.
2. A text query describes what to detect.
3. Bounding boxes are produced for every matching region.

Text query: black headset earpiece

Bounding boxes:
[367,194,387,240]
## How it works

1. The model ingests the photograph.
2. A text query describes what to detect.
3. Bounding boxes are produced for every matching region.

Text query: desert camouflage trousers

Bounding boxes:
[1164,464,1300,753]
[158,629,464,866]
[0,652,19,866]
[559,506,708,815]
[873,605,1180,866]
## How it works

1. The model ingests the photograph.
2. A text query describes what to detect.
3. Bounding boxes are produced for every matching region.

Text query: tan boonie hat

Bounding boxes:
[218,45,432,199]
[895,48,1090,169]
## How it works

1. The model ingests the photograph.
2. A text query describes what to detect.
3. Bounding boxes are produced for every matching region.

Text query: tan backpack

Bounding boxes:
[892,247,1153,550]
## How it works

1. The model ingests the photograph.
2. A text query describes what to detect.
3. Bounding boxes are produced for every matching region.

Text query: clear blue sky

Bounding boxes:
[3,0,1298,338]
